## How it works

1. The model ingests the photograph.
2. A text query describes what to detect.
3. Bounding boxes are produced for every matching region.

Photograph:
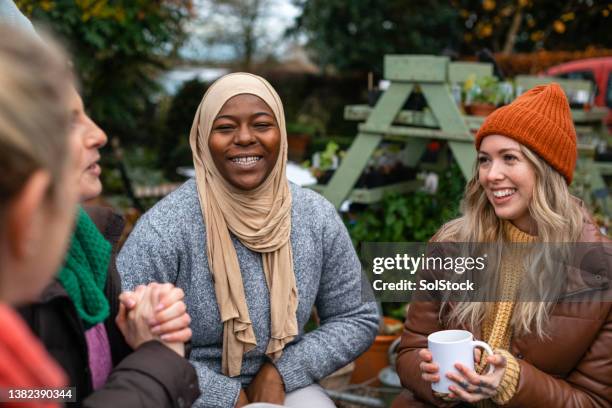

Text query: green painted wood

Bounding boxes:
[401,139,428,167]
[365,83,414,127]
[464,115,486,129]
[310,180,422,204]
[345,104,487,131]
[421,83,475,180]
[384,55,448,82]
[421,84,469,133]
[359,123,473,142]
[345,104,440,128]
[571,107,608,122]
[595,162,612,176]
[322,132,382,207]
[448,141,476,180]
[515,75,593,96]
[322,82,414,207]
[350,180,423,203]
[448,62,493,83]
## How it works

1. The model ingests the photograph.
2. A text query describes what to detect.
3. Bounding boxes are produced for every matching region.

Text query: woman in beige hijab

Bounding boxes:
[118,73,379,408]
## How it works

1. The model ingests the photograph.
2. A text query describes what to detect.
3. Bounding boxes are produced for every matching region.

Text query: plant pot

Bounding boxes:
[315,169,335,185]
[287,133,311,162]
[350,317,402,385]
[466,103,497,117]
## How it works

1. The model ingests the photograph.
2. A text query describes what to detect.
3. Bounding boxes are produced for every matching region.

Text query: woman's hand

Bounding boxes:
[418,348,441,383]
[116,285,156,349]
[445,352,508,404]
[120,282,192,343]
[246,362,285,404]
[116,285,186,357]
[234,389,249,408]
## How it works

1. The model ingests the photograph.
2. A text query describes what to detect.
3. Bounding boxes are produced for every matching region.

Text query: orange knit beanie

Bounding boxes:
[475,83,577,184]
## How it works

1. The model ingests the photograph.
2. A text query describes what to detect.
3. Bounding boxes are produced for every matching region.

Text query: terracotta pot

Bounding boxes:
[350,317,402,385]
[287,133,311,162]
[466,103,497,117]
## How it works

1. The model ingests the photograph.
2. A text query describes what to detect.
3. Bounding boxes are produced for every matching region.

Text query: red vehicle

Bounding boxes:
[545,57,612,130]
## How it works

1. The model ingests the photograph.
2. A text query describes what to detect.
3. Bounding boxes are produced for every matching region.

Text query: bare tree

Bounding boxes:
[196,0,272,70]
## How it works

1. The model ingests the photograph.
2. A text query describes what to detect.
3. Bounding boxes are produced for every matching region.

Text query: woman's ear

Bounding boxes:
[6,170,52,260]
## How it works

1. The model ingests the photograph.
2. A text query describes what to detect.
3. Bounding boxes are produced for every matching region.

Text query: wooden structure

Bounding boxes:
[316,56,611,213]
[320,55,493,208]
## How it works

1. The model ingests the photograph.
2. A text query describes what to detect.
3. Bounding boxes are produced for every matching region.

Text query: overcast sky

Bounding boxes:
[179,0,301,61]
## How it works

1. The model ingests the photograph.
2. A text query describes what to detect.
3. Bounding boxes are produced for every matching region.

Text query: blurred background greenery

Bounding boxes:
[17,0,612,241]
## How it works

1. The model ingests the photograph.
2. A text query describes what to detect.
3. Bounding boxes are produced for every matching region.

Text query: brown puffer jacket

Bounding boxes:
[394,214,612,408]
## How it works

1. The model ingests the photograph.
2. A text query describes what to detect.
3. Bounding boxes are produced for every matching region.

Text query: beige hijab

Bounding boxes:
[189,73,298,377]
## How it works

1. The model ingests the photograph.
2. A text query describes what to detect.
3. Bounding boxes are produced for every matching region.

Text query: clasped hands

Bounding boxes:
[418,348,508,405]
[235,362,286,408]
[116,282,192,357]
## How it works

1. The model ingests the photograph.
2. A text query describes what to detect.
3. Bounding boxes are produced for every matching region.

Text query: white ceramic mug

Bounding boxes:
[427,329,494,394]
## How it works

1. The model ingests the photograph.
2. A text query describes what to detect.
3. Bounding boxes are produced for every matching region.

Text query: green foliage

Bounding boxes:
[382,302,407,322]
[158,78,208,179]
[286,121,318,136]
[290,0,462,74]
[465,75,501,105]
[456,0,612,53]
[19,0,192,142]
[346,161,465,245]
[318,141,340,171]
[292,0,612,73]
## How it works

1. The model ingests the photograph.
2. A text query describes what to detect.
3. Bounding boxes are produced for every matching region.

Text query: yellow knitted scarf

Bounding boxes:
[476,221,535,407]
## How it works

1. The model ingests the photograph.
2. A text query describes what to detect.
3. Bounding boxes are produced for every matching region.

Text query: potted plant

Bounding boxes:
[308,141,342,184]
[464,75,501,116]
[350,304,406,385]
[286,122,316,162]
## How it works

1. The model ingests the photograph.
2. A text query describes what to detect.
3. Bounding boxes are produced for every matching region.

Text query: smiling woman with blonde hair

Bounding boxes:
[118,72,379,408]
[394,83,611,407]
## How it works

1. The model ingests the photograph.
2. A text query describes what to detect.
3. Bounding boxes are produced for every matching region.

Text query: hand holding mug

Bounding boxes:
[418,347,480,405]
[445,352,507,404]
[426,330,505,403]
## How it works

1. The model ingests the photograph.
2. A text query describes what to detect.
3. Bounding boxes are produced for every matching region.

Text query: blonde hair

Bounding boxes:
[435,145,583,338]
[0,26,72,215]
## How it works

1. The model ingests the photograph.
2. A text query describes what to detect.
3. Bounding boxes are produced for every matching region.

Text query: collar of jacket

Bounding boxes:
[38,206,125,304]
[82,205,126,249]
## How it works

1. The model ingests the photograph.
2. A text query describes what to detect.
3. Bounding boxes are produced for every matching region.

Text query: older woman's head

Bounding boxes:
[0,26,80,303]
[67,87,108,202]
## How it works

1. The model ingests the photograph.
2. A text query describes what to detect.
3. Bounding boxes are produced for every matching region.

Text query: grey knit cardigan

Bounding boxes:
[117,179,380,408]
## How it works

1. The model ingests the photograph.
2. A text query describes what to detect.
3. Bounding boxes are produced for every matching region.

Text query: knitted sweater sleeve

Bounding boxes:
[274,199,380,392]
[117,215,245,408]
[492,349,520,405]
[116,215,180,289]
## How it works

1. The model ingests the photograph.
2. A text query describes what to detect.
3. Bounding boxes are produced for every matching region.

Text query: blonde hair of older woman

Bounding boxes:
[434,145,584,338]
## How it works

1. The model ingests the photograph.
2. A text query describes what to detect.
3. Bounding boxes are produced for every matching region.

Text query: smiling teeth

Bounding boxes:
[231,156,260,164]
[493,189,516,198]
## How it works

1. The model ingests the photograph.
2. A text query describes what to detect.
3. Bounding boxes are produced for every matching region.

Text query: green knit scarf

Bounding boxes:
[58,207,111,329]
